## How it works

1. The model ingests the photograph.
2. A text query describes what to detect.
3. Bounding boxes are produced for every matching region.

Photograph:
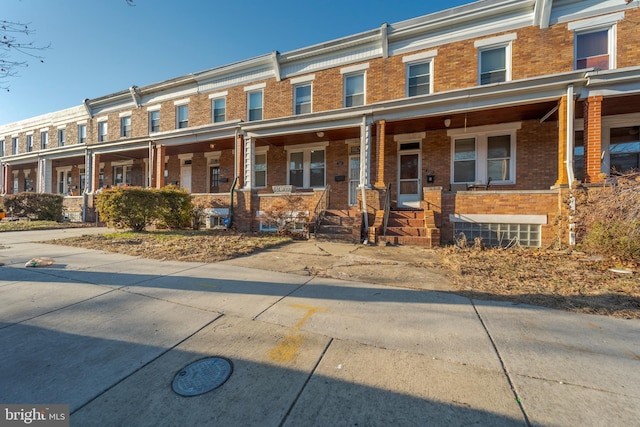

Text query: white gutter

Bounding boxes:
[566,84,576,246]
[566,84,575,185]
[360,115,369,235]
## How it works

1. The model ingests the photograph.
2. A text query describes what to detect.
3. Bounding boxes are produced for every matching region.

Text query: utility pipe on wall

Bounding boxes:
[566,84,576,246]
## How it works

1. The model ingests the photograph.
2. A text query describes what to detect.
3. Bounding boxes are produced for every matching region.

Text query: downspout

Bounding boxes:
[82,148,91,222]
[148,141,154,188]
[360,116,369,235]
[566,84,576,246]
[229,127,239,228]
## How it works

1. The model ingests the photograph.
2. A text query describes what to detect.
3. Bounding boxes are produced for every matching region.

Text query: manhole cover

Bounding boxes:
[172,357,233,397]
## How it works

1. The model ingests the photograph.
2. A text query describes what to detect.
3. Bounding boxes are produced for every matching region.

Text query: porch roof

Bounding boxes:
[243,69,589,140]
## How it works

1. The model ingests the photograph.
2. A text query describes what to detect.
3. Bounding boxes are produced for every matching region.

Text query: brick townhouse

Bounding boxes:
[1,0,639,247]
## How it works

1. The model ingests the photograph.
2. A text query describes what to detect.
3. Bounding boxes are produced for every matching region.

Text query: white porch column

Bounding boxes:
[359,115,372,188]
[243,135,254,189]
[84,150,93,193]
[37,158,53,193]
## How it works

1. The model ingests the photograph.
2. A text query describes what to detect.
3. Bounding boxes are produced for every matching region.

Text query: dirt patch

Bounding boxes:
[47,230,639,318]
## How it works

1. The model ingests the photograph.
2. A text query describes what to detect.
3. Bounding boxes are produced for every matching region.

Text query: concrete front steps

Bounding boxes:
[372,209,440,248]
[313,209,362,243]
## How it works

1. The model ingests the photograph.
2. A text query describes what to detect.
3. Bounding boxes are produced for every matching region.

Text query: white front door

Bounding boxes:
[180,165,192,193]
[397,149,421,208]
[348,155,360,206]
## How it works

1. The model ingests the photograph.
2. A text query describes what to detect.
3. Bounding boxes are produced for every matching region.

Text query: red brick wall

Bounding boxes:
[441,191,559,247]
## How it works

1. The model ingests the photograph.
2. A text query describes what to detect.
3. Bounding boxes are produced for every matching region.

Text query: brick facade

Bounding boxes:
[2,1,639,245]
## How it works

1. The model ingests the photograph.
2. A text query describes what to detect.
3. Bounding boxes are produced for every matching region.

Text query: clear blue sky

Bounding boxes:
[1,0,476,124]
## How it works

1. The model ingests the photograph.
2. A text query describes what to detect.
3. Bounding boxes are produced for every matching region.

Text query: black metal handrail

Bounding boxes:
[313,185,331,236]
[382,182,392,238]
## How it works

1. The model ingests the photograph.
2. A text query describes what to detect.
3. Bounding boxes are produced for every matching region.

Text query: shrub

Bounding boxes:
[575,172,640,261]
[96,187,158,232]
[95,186,195,232]
[156,186,192,229]
[2,193,64,221]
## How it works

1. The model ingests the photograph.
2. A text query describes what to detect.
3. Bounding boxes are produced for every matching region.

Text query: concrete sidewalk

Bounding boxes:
[0,228,638,426]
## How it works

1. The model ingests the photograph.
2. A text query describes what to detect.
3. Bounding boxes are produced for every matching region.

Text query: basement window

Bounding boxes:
[454,223,541,247]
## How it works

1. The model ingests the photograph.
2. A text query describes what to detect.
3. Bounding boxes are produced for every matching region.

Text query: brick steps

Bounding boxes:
[370,209,440,248]
[314,210,361,243]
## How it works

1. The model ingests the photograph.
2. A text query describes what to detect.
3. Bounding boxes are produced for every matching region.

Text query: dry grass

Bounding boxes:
[51,229,292,263]
[441,246,640,319]
[47,228,639,319]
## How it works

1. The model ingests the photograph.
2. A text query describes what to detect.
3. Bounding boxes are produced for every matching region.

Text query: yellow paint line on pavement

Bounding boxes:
[268,304,329,363]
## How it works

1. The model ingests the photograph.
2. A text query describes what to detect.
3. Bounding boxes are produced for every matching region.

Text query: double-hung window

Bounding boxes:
[475,34,515,85]
[176,104,189,129]
[344,73,365,107]
[0,140,4,157]
[120,115,131,137]
[248,91,263,121]
[58,128,66,147]
[149,110,160,132]
[212,98,226,123]
[12,137,18,154]
[294,84,312,115]
[449,123,519,185]
[569,13,620,71]
[407,61,432,96]
[254,151,267,188]
[98,121,108,142]
[479,46,507,84]
[41,131,48,149]
[575,29,612,70]
[287,144,327,188]
[78,124,87,144]
[26,134,33,152]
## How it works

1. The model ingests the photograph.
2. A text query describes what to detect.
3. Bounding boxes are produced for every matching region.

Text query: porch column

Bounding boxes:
[1,163,10,194]
[555,95,570,186]
[92,153,101,191]
[243,136,254,189]
[236,133,245,188]
[583,95,604,183]
[154,144,166,188]
[37,158,53,193]
[359,116,371,188]
[374,120,386,188]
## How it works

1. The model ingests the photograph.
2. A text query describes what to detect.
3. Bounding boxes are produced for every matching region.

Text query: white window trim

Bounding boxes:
[290,74,315,85]
[173,98,190,106]
[176,104,189,128]
[598,113,640,175]
[448,122,521,185]
[343,72,366,108]
[146,104,161,112]
[293,82,313,115]
[567,12,624,31]
[244,82,266,92]
[247,89,264,122]
[474,33,517,48]
[120,115,131,137]
[340,63,369,74]
[211,95,227,123]
[477,42,512,85]
[285,143,328,188]
[118,111,132,118]
[254,146,269,188]
[405,58,434,97]
[98,121,108,142]
[573,24,617,70]
[208,90,228,99]
[402,49,438,63]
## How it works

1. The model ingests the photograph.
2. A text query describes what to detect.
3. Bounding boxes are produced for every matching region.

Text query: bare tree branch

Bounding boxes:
[0,20,49,91]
